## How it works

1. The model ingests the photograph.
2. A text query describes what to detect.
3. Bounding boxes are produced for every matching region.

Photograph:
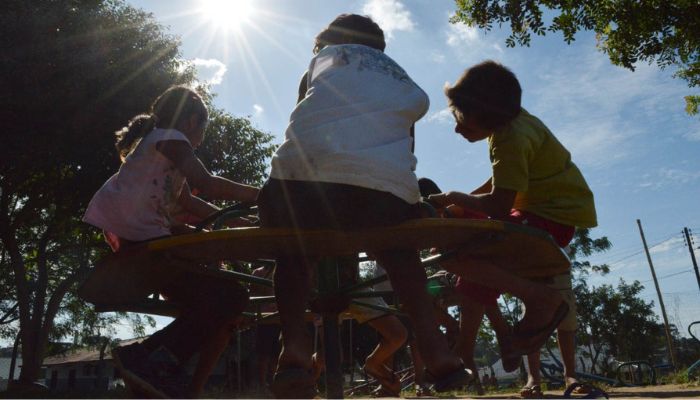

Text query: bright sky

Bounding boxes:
[124,0,700,339]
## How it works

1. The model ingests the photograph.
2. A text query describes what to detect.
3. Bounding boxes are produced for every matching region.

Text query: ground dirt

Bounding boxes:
[438,383,700,399]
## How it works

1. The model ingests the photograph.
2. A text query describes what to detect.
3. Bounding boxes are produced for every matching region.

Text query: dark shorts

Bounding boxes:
[257,179,421,230]
[455,209,575,305]
[255,324,281,357]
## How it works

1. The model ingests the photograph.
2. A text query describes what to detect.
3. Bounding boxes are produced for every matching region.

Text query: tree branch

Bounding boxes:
[0,302,19,324]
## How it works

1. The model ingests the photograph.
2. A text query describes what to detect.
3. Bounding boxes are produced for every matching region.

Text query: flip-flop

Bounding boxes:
[513,301,569,356]
[563,382,609,399]
[520,384,543,398]
[363,364,400,397]
[270,367,318,399]
[425,365,473,392]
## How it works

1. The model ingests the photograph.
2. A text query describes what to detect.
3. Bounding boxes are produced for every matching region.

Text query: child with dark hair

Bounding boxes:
[84,85,258,398]
[429,60,597,396]
[257,13,470,398]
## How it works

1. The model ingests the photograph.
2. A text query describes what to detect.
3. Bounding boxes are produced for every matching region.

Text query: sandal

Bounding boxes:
[363,364,400,397]
[563,382,609,399]
[520,384,543,399]
[270,367,318,399]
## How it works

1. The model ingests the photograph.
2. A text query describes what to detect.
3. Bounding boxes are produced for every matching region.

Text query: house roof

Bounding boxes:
[42,338,142,367]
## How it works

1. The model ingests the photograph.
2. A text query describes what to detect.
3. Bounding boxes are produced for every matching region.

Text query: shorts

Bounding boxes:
[257,178,421,230]
[342,295,392,324]
[255,324,281,357]
[455,209,575,305]
[525,273,577,331]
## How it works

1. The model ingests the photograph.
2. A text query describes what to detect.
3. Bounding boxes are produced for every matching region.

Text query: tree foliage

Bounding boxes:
[575,279,664,373]
[450,0,700,115]
[0,0,274,385]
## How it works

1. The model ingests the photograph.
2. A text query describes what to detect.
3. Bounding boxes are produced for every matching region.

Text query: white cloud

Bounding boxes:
[637,167,700,190]
[362,0,415,39]
[684,129,700,142]
[443,17,505,62]
[527,47,690,169]
[426,107,453,124]
[190,58,227,85]
[446,23,479,46]
[431,51,446,64]
[650,236,684,255]
[253,104,264,115]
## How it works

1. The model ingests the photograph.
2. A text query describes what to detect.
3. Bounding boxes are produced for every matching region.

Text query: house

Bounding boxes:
[41,340,136,393]
[486,346,597,385]
[0,350,22,391]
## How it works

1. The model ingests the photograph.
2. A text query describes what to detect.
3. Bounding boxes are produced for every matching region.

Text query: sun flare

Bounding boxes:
[199,0,254,31]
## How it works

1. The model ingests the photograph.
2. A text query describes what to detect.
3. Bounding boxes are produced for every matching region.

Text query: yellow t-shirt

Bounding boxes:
[488,109,597,228]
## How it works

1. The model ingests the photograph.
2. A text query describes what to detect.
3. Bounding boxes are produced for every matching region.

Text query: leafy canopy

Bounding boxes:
[450,0,700,115]
[1,0,274,384]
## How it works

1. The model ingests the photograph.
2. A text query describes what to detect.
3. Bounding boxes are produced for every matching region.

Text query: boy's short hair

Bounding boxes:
[313,14,386,54]
[444,60,522,131]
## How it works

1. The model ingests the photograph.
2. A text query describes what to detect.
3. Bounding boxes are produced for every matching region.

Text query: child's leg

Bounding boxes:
[365,314,407,372]
[188,316,242,397]
[524,350,542,387]
[558,329,578,385]
[484,303,510,338]
[443,257,564,341]
[273,255,315,371]
[455,299,485,394]
[377,249,464,378]
[553,274,579,386]
[143,271,248,396]
[363,314,407,394]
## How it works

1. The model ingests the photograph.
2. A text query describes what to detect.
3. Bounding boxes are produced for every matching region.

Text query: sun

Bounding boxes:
[199,0,255,31]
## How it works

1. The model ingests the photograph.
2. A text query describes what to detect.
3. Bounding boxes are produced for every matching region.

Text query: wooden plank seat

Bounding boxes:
[78,218,570,317]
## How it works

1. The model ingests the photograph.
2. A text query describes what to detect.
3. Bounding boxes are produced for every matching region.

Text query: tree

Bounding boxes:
[576,279,664,374]
[0,0,274,385]
[450,0,700,115]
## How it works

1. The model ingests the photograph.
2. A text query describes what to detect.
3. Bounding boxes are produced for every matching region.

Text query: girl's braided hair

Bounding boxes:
[115,85,208,161]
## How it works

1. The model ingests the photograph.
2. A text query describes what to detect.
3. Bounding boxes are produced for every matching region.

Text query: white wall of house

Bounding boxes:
[44,361,120,392]
[0,357,22,391]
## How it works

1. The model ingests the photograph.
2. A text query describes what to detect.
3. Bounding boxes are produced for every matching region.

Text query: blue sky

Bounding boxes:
[124,0,700,339]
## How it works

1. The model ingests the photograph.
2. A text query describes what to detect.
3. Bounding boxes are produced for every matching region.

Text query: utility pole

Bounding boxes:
[637,219,677,370]
[683,227,700,292]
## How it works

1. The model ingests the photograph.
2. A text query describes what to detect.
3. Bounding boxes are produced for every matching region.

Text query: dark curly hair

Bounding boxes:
[445,60,522,131]
[313,14,385,54]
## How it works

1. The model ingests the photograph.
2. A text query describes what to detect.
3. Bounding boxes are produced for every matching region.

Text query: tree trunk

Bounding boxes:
[9,331,20,382]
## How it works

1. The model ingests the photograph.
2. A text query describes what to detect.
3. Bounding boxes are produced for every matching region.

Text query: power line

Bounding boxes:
[603,235,682,272]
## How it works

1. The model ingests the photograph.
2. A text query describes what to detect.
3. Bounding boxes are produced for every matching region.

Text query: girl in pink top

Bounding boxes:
[84,86,257,249]
[83,86,258,398]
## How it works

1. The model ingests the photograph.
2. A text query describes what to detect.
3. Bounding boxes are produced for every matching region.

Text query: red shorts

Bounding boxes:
[455,209,575,305]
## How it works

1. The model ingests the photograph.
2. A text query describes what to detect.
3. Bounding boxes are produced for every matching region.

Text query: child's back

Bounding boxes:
[84,128,191,241]
[488,108,596,228]
[82,85,256,398]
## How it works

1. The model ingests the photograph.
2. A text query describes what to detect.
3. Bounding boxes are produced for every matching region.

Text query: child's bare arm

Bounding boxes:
[157,140,259,202]
[178,182,219,220]
[428,187,516,218]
